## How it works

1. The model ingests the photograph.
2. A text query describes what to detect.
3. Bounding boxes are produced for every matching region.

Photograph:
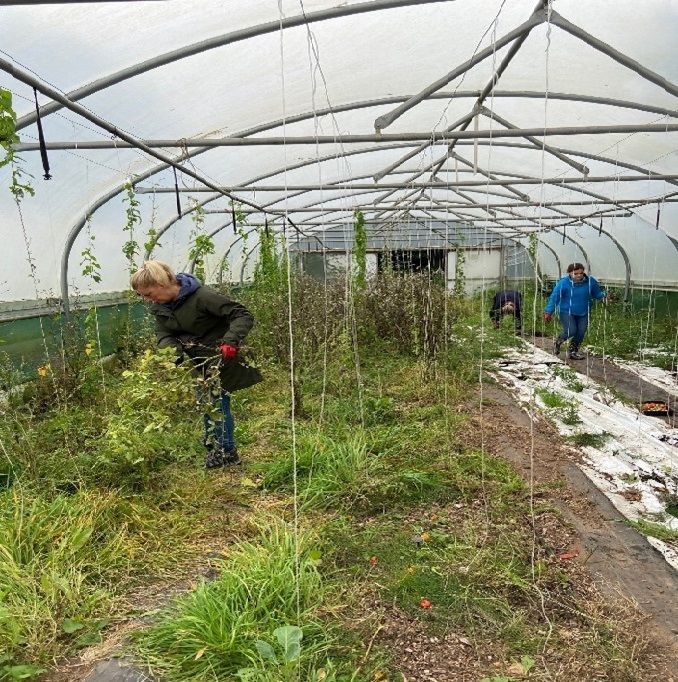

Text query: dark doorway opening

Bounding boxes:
[378,249,446,274]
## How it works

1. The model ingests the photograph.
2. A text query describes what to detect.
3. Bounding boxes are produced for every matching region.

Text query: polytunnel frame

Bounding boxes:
[11,89,678,283]
[49,119,668,313]
[69,117,678,304]
[3,1,677,312]
[131,132,657,266]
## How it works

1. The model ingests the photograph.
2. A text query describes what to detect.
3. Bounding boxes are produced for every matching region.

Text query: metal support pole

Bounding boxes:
[14,124,678,150]
[131,174,678,192]
[373,13,544,131]
[477,105,589,175]
[550,11,678,99]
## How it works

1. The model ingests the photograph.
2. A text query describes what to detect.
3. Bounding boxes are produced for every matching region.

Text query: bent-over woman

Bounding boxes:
[131,260,262,468]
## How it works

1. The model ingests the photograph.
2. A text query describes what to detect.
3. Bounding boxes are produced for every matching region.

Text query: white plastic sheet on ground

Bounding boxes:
[488,343,678,572]
[610,355,678,398]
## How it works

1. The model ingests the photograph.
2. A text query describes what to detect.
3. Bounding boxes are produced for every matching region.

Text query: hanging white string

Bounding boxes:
[531,0,556,659]
[295,0,367,430]
[277,0,302,630]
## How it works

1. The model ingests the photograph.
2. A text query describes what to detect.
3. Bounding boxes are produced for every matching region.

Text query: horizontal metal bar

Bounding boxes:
[203,196,678,213]
[13,123,678,151]
[133,174,678,193]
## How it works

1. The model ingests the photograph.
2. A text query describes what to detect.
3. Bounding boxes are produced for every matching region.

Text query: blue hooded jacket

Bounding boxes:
[545,273,605,316]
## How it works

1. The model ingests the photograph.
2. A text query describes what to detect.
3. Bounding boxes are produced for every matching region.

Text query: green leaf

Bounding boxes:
[62,618,85,633]
[521,655,535,673]
[274,625,302,663]
[70,527,93,551]
[6,665,46,680]
[255,640,277,663]
[75,631,103,648]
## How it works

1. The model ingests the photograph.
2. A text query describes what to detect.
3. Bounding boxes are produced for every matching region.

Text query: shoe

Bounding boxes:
[552,339,562,355]
[568,351,585,360]
[224,449,242,465]
[205,448,242,469]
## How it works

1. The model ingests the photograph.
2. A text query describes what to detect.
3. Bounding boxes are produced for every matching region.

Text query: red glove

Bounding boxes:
[220,343,238,360]
[544,313,552,322]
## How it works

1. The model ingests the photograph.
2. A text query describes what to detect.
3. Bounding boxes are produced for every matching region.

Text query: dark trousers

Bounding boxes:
[558,313,588,349]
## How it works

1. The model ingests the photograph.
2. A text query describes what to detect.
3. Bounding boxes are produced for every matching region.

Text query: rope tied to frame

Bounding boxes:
[33,87,51,180]
[179,138,190,162]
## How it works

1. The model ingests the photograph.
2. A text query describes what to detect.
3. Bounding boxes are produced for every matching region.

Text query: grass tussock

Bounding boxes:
[135,518,353,682]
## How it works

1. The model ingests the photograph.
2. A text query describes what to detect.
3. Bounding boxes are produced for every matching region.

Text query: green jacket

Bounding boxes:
[151,285,262,392]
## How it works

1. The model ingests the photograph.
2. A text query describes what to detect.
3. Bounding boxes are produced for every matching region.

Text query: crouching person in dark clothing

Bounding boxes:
[490,290,523,332]
[131,260,262,468]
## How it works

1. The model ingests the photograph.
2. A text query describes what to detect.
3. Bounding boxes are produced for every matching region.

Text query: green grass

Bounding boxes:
[0,485,202,671]
[1,276,672,680]
[134,518,360,682]
[535,389,570,409]
[567,432,611,449]
[559,405,583,425]
[626,518,678,543]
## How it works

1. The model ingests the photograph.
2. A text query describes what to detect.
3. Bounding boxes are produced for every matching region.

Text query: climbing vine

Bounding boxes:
[143,190,161,255]
[1,88,35,201]
[122,181,141,270]
[80,247,102,284]
[453,244,466,298]
[253,224,284,294]
[352,210,367,294]
[0,88,18,170]
[230,200,249,260]
[527,231,539,278]
[188,201,215,283]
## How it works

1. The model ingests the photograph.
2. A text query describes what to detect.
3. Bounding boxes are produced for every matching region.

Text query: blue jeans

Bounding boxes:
[558,313,588,348]
[198,388,235,452]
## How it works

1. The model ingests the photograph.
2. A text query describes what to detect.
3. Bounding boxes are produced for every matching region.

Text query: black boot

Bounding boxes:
[205,447,242,469]
[568,344,585,360]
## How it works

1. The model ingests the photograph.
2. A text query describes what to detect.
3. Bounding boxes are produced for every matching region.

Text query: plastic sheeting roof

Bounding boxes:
[1,0,677,302]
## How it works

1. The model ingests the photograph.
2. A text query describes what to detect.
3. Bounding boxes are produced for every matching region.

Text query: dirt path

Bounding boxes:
[531,335,677,426]
[473,336,678,657]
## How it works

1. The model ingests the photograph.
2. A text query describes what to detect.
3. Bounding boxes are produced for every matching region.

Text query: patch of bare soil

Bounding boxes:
[468,383,678,668]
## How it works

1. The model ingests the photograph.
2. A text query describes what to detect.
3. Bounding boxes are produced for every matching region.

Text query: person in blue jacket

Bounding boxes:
[544,262,606,360]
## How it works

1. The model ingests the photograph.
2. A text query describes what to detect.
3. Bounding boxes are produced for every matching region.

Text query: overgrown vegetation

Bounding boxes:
[0,245,673,680]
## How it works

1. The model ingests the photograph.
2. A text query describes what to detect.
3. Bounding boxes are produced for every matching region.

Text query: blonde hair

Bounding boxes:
[130,260,178,290]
